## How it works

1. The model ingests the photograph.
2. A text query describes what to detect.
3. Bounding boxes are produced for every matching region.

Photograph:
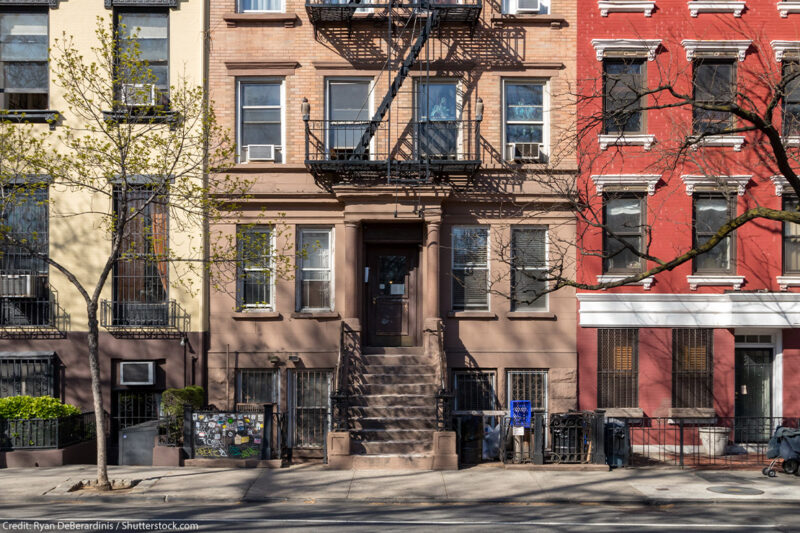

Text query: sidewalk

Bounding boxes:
[1,464,799,505]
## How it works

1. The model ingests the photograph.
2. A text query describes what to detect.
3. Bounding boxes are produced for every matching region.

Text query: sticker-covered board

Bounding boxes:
[192,411,264,459]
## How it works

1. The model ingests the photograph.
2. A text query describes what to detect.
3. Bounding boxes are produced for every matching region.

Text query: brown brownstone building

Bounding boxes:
[208,0,578,467]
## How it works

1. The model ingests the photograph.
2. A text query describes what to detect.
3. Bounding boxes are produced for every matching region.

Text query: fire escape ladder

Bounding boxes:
[351,7,439,157]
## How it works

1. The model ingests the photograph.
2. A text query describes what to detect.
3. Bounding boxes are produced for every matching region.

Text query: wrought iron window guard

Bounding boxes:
[305,0,482,25]
[0,283,68,339]
[100,299,188,338]
[0,0,58,6]
[304,119,481,183]
[0,111,60,131]
[105,0,178,8]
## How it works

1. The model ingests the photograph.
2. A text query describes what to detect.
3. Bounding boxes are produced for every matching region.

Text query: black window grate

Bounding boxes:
[293,370,330,448]
[672,329,714,409]
[453,370,496,411]
[597,328,639,408]
[114,390,160,430]
[237,369,278,405]
[507,369,547,411]
[0,355,55,398]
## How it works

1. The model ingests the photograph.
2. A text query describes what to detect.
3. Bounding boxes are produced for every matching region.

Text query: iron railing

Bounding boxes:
[499,411,607,465]
[433,320,453,432]
[100,299,188,337]
[304,119,481,182]
[331,321,353,432]
[0,411,102,450]
[0,275,68,338]
[305,0,482,26]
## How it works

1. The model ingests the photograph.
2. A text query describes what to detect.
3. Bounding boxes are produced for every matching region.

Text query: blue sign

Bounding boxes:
[510,400,531,427]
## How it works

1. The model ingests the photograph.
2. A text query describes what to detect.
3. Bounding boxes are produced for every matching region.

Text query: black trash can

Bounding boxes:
[118,420,159,466]
[604,418,630,468]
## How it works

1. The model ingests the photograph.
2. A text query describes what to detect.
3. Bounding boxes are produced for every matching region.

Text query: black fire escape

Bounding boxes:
[304,0,483,184]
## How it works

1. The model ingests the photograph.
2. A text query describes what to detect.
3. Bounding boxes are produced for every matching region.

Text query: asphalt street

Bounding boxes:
[0,501,798,532]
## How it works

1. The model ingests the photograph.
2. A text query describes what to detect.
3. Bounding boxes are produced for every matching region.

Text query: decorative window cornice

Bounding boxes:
[770,175,800,197]
[687,0,745,17]
[770,40,800,62]
[777,276,800,290]
[598,0,656,16]
[681,40,751,62]
[596,275,654,290]
[591,174,661,195]
[104,0,178,8]
[0,0,58,6]
[691,135,746,151]
[680,174,752,196]
[687,275,744,291]
[778,0,800,17]
[598,133,656,151]
[590,39,661,61]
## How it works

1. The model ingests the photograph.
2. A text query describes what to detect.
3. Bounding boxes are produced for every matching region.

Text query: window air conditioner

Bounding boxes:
[507,142,540,162]
[243,144,276,162]
[119,361,155,386]
[121,84,156,107]
[0,274,35,298]
[516,0,540,12]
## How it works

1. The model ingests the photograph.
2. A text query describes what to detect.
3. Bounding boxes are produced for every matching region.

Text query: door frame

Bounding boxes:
[733,329,782,419]
[363,242,422,347]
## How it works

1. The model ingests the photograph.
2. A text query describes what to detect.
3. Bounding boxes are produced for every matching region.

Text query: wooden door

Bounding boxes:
[366,245,418,346]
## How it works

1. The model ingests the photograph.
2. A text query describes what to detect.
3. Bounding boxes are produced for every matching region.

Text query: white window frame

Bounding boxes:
[325,77,375,160]
[238,225,276,311]
[504,0,549,14]
[237,78,286,164]
[119,361,155,386]
[511,226,549,312]
[296,226,334,312]
[238,0,285,13]
[502,79,550,162]
[414,78,464,158]
[451,225,490,312]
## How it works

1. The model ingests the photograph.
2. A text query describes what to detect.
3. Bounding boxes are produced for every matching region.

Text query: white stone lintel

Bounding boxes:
[591,174,661,195]
[680,174,752,196]
[777,276,800,291]
[681,40,751,62]
[687,275,745,291]
[596,274,654,290]
[591,39,662,61]
[771,40,800,61]
[598,133,656,151]
[598,0,656,16]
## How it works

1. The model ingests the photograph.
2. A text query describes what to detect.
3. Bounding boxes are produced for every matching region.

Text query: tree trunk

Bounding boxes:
[87,305,110,491]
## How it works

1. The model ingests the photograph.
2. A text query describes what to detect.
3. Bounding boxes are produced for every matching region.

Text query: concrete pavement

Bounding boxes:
[1,464,799,505]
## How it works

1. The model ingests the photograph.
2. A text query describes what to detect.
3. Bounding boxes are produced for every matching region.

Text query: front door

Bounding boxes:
[366,245,418,346]
[734,348,773,443]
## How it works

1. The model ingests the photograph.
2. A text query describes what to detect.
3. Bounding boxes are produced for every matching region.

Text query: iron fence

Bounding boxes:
[0,411,102,450]
[499,411,605,465]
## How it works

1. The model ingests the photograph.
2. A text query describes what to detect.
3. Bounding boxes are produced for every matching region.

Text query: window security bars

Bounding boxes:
[113,390,160,431]
[0,354,56,398]
[693,195,735,274]
[451,227,489,311]
[298,228,332,312]
[0,12,48,111]
[784,197,800,274]
[507,370,547,411]
[783,62,800,137]
[672,329,714,409]
[603,195,644,273]
[603,59,645,134]
[693,60,736,135]
[453,370,496,412]
[237,227,273,310]
[293,370,331,448]
[597,329,639,409]
[511,228,547,311]
[237,369,278,405]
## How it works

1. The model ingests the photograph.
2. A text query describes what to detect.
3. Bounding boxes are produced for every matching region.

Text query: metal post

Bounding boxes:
[533,412,544,465]
[262,403,273,461]
[182,404,193,460]
[593,410,606,465]
[679,419,685,469]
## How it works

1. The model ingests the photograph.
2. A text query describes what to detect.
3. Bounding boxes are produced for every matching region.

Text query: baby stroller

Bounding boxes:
[763,426,800,477]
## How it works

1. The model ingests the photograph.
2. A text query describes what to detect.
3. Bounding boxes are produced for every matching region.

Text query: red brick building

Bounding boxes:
[576,0,800,432]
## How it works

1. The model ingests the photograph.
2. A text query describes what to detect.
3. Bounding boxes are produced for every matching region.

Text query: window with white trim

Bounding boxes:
[504,0,549,14]
[452,226,489,311]
[238,80,283,163]
[783,61,800,137]
[503,81,546,162]
[297,228,333,311]
[237,226,274,310]
[603,59,645,134]
[238,0,283,12]
[511,227,547,311]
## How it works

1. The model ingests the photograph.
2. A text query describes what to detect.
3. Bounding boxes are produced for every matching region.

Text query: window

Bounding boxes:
[505,0,549,14]
[693,60,735,135]
[597,329,638,409]
[672,329,713,409]
[603,59,645,134]
[237,226,273,310]
[785,197,800,274]
[603,195,644,273]
[417,80,459,159]
[507,369,547,412]
[297,228,332,311]
[511,227,547,311]
[504,81,545,161]
[116,11,169,107]
[114,390,160,430]
[292,369,330,448]
[112,187,169,326]
[452,226,489,311]
[0,354,56,398]
[327,79,370,160]
[238,81,283,163]
[453,370,497,411]
[783,62,800,137]
[237,369,278,405]
[238,0,282,12]
[693,194,735,273]
[0,11,48,111]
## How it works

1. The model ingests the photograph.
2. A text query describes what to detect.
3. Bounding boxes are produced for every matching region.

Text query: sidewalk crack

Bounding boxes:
[345,469,355,499]
[440,471,449,499]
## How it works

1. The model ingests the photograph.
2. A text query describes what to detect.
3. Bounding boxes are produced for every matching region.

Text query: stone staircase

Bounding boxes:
[348,346,439,466]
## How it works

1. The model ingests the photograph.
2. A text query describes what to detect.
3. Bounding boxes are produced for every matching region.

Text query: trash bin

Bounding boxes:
[118,420,159,465]
[699,426,730,457]
[605,418,630,468]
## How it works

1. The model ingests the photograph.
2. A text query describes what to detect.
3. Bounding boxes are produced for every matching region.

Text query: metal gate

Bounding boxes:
[290,370,331,448]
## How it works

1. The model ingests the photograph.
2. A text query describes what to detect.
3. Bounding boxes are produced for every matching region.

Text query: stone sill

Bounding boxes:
[291,311,340,319]
[232,311,282,320]
[603,407,644,418]
[687,275,745,290]
[688,0,745,16]
[231,163,306,172]
[491,15,568,27]
[777,275,800,290]
[598,133,656,151]
[506,311,555,320]
[598,0,655,16]
[779,0,800,17]
[447,311,498,319]
[223,13,299,26]
[668,408,716,418]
